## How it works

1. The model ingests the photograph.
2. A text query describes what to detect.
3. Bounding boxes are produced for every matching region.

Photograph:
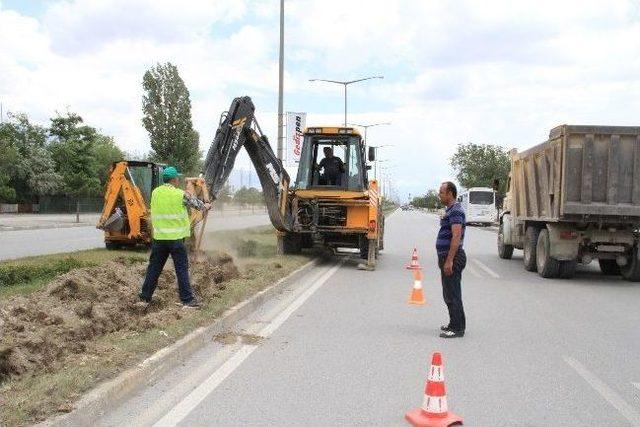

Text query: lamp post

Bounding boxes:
[309,76,384,126]
[276,0,285,161]
[348,122,391,145]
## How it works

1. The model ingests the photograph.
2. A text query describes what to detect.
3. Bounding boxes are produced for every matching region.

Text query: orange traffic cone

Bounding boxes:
[408,269,426,305]
[405,352,463,427]
[406,248,423,270]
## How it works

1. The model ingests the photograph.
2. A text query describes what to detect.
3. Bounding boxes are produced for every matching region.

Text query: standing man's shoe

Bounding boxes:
[440,330,464,338]
[182,299,201,309]
[440,324,451,331]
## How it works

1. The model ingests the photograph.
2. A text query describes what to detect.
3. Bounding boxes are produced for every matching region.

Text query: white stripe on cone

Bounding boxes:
[422,395,448,414]
[413,280,423,289]
[427,365,444,382]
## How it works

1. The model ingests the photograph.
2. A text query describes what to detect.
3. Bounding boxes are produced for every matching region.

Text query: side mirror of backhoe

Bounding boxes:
[368,147,376,161]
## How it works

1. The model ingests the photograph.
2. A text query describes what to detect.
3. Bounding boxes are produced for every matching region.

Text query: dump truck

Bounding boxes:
[96,161,209,249]
[202,96,384,269]
[498,125,640,281]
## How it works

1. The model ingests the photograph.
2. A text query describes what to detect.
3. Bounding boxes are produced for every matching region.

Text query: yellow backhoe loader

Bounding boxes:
[96,161,209,250]
[202,96,384,269]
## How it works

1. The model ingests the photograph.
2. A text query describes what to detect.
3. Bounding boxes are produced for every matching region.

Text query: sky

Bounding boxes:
[1,0,640,201]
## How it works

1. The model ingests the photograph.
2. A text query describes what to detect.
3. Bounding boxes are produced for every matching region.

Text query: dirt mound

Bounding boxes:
[0,252,239,381]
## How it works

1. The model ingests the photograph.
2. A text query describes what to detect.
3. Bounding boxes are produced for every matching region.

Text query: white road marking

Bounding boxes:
[153,262,343,427]
[471,259,500,279]
[564,356,640,426]
[465,263,484,279]
[633,382,640,391]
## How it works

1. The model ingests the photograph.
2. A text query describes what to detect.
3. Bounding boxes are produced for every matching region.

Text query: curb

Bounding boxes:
[41,258,318,427]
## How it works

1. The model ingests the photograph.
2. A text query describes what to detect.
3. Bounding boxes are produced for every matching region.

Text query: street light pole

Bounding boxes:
[277,0,284,161]
[348,122,391,145]
[344,85,347,127]
[309,76,384,126]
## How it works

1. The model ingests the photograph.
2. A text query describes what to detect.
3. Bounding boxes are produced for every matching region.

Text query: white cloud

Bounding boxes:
[2,0,640,200]
[44,0,248,54]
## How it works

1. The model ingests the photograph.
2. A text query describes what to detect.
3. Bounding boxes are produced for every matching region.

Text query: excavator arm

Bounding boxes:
[203,96,293,232]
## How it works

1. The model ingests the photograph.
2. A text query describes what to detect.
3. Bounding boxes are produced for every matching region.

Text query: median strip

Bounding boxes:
[0,226,311,427]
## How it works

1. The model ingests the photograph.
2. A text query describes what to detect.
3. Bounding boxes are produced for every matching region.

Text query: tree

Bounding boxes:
[411,189,440,210]
[424,189,441,209]
[0,111,122,203]
[0,141,18,202]
[216,183,233,205]
[48,112,102,198]
[17,145,62,198]
[0,113,58,202]
[233,186,264,206]
[93,135,124,187]
[450,143,510,197]
[142,62,201,174]
[0,113,48,153]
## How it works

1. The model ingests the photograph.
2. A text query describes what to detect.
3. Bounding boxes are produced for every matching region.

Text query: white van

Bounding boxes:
[458,187,497,225]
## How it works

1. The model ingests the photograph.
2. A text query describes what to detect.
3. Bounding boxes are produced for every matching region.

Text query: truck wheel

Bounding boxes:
[598,259,620,275]
[282,233,302,254]
[558,260,577,279]
[536,229,559,278]
[621,247,640,282]
[497,222,514,259]
[523,226,540,272]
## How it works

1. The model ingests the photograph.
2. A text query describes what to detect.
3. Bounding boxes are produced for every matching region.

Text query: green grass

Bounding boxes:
[0,226,311,426]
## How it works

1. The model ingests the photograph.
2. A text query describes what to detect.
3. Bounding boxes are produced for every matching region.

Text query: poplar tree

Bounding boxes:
[142,62,201,174]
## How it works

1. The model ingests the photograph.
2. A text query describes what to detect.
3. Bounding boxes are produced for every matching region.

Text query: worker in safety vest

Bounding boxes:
[139,166,211,307]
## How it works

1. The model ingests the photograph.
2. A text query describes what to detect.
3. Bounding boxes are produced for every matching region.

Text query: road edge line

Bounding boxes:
[40,258,318,427]
[153,262,343,426]
[471,258,501,279]
[564,356,640,426]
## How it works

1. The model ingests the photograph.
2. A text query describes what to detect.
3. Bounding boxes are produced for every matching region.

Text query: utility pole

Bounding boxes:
[277,0,285,161]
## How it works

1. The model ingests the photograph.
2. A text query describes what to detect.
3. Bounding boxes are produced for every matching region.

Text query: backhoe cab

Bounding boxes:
[286,127,383,267]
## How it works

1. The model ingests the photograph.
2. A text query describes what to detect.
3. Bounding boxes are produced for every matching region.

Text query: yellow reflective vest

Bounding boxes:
[150,184,191,240]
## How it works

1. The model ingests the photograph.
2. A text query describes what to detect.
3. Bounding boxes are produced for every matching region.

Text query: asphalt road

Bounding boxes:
[0,213,270,261]
[95,210,640,426]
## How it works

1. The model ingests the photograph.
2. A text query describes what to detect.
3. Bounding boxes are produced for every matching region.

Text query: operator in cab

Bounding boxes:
[138,166,211,308]
[317,146,345,186]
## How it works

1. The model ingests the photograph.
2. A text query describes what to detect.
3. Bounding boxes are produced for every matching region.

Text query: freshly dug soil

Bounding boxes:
[0,252,239,381]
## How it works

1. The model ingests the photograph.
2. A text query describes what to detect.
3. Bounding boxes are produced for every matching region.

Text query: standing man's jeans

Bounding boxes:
[438,248,467,332]
[140,239,194,303]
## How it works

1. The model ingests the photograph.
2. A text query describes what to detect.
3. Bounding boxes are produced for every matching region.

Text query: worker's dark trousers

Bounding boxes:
[438,248,467,332]
[140,239,194,303]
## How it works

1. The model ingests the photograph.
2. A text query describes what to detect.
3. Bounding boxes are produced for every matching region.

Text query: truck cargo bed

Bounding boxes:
[511,125,640,222]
